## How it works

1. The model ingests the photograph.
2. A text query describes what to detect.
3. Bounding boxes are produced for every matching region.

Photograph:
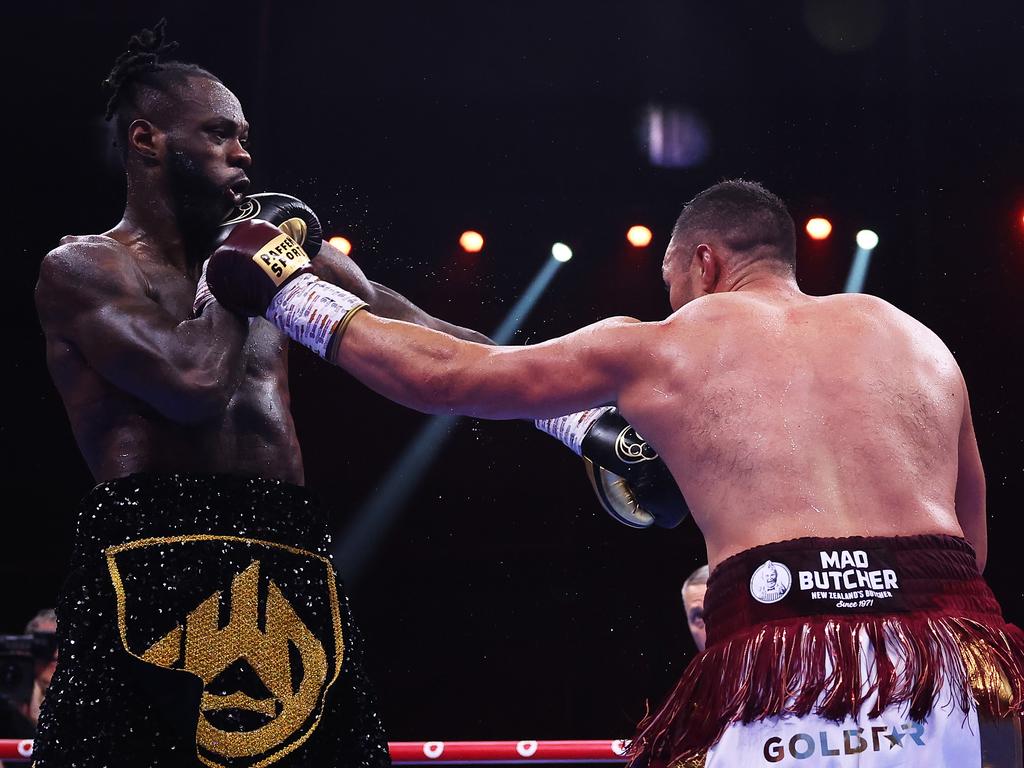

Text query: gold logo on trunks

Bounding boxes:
[106,535,344,768]
[614,425,659,464]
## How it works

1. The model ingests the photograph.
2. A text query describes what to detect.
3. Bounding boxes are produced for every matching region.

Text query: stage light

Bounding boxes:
[459,230,484,253]
[627,225,653,248]
[643,105,710,169]
[328,236,352,255]
[806,218,832,240]
[552,242,573,262]
[856,229,879,250]
[845,231,880,294]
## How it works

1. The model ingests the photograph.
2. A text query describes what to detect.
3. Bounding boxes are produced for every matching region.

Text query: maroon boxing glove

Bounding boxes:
[207,219,368,358]
[206,219,313,317]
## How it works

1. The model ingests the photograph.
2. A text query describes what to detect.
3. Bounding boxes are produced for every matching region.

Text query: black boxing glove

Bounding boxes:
[206,220,367,356]
[217,192,324,256]
[536,407,690,529]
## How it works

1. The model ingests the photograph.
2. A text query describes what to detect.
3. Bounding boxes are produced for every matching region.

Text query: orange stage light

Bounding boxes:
[459,230,484,253]
[805,218,832,240]
[328,236,352,255]
[627,225,653,248]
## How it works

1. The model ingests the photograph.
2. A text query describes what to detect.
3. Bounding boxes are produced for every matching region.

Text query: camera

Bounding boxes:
[0,632,57,705]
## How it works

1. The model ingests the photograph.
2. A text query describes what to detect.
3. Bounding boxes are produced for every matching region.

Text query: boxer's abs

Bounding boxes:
[621,293,967,567]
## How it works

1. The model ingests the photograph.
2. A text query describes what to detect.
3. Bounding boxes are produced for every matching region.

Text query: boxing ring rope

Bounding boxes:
[0,739,630,763]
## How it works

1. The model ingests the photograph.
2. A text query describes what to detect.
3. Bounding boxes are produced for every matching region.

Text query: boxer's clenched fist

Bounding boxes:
[536,407,690,529]
[207,220,366,358]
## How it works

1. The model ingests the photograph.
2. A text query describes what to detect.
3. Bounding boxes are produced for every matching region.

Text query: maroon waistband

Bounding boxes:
[703,533,1000,647]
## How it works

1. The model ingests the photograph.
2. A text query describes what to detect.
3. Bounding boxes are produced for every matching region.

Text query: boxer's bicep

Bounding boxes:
[954,377,987,571]
[36,243,245,423]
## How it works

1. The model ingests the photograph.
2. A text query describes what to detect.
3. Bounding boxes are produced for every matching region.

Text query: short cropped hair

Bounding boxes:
[671,180,796,269]
[682,564,710,594]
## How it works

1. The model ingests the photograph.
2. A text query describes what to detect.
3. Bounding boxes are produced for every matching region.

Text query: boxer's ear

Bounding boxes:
[127,119,162,165]
[696,244,719,293]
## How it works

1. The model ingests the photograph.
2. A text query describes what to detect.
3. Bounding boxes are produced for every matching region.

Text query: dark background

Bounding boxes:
[5,0,1023,742]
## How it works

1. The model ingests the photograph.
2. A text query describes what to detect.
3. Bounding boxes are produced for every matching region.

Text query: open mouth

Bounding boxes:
[226,177,252,206]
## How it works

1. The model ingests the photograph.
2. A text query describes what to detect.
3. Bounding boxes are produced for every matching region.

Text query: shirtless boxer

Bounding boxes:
[31,20,498,768]
[209,179,1024,766]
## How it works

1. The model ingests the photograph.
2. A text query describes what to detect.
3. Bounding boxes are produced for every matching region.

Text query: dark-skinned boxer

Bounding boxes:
[34,21,684,768]
[209,180,1024,768]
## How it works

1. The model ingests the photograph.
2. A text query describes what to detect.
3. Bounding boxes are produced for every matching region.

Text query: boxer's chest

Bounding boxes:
[139,262,287,371]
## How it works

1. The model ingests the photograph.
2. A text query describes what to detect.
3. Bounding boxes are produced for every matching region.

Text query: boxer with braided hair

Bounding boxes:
[36,18,687,767]
[33,19,495,768]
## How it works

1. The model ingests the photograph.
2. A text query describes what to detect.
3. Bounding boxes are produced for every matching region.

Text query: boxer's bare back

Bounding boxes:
[615,285,983,570]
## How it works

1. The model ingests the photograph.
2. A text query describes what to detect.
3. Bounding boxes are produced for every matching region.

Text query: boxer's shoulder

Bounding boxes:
[818,291,900,317]
[43,233,142,280]
[820,293,950,349]
[37,234,147,321]
[46,233,132,274]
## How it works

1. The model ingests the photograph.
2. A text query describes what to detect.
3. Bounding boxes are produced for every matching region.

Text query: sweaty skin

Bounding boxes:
[330,246,986,572]
[36,75,487,483]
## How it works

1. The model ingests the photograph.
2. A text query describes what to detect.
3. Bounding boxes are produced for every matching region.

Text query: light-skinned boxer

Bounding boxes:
[209,178,1024,767]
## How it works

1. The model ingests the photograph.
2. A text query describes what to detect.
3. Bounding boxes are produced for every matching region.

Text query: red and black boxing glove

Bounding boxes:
[206,219,367,358]
[206,219,314,317]
[194,192,325,318]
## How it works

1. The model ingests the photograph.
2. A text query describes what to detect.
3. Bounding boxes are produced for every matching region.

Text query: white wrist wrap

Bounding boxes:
[534,406,613,456]
[192,259,215,317]
[267,273,367,358]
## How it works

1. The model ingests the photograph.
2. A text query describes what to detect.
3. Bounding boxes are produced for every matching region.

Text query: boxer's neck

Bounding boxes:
[725,268,800,297]
[118,176,205,273]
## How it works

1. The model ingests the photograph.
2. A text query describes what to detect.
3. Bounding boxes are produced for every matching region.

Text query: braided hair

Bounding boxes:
[102,20,221,153]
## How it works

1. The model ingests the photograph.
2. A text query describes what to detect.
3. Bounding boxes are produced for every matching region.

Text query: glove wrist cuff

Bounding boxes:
[534,407,613,455]
[267,273,367,358]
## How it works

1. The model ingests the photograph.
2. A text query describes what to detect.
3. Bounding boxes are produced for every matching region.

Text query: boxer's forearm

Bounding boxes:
[37,243,249,426]
[333,312,482,415]
[103,303,248,425]
[167,304,249,422]
[333,311,639,420]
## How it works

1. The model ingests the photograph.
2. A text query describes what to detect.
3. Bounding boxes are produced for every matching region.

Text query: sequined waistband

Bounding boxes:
[72,472,330,568]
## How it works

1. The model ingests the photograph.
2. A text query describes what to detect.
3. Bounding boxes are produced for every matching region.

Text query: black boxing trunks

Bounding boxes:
[32,473,390,768]
[629,534,1024,768]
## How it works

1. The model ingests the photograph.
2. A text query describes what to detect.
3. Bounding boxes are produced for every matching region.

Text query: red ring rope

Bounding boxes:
[0,739,630,763]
